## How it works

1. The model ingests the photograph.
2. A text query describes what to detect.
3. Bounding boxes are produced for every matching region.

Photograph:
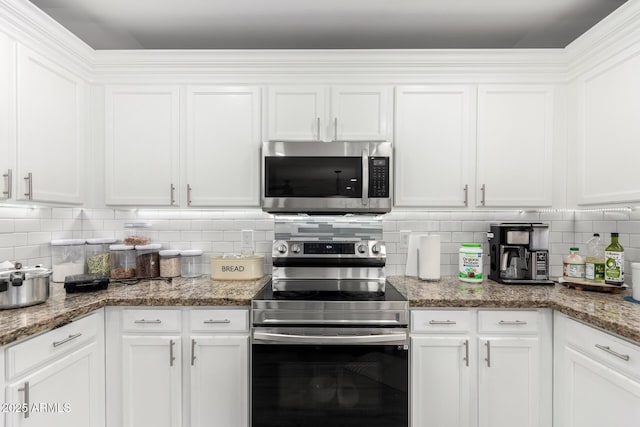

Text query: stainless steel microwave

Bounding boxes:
[261,141,392,214]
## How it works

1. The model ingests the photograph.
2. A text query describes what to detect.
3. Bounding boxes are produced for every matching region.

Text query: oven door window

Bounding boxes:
[252,344,408,427]
[265,157,362,198]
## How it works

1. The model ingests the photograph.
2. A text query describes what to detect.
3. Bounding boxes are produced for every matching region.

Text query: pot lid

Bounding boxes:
[86,238,118,245]
[0,264,52,280]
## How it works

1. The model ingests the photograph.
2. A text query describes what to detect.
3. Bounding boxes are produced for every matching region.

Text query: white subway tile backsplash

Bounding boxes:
[618,221,640,234]
[27,232,52,245]
[574,220,593,233]
[461,221,489,232]
[0,219,14,233]
[0,233,26,248]
[551,221,573,232]
[440,221,462,231]
[452,232,474,243]
[592,221,617,233]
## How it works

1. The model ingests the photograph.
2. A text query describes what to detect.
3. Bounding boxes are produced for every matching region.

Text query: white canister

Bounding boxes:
[459,243,483,283]
[632,263,640,301]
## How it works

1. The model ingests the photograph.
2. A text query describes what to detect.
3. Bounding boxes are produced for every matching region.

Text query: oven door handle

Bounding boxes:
[253,331,407,345]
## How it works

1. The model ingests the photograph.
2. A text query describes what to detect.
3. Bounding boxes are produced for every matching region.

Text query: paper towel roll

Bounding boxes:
[418,234,440,281]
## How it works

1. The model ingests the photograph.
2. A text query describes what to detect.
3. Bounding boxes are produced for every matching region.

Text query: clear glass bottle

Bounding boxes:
[110,244,136,279]
[86,238,117,276]
[585,233,605,281]
[604,232,624,285]
[180,249,203,278]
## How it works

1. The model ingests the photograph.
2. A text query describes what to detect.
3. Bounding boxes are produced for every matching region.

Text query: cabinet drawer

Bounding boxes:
[565,317,640,380]
[6,311,101,379]
[478,310,539,333]
[122,309,181,333]
[189,309,249,333]
[411,310,472,333]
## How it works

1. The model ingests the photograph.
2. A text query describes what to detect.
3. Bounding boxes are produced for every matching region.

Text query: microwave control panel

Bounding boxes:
[369,157,390,198]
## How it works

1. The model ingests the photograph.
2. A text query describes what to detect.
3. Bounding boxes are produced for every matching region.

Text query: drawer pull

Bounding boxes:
[191,339,197,366]
[134,319,162,324]
[463,339,469,367]
[485,340,491,367]
[428,320,457,325]
[18,381,29,419]
[498,320,528,326]
[595,344,630,361]
[52,333,82,348]
[169,339,176,367]
[204,319,231,324]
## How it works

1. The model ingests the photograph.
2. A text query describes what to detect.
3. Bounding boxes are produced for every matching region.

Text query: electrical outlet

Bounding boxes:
[241,230,254,248]
[399,230,410,251]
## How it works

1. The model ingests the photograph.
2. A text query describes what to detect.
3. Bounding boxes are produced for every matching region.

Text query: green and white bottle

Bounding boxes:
[604,232,624,285]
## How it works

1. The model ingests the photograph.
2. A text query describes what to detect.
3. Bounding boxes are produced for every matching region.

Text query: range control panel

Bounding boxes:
[368,157,389,198]
[272,240,385,258]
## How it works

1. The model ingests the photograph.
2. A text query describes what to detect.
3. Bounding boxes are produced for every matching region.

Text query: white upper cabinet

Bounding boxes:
[0,31,14,202]
[16,45,85,204]
[105,86,180,206]
[576,47,640,205]
[395,85,476,207]
[185,86,261,207]
[476,85,554,207]
[266,85,391,141]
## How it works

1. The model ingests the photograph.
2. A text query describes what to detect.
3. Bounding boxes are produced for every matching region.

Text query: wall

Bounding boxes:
[1,206,638,287]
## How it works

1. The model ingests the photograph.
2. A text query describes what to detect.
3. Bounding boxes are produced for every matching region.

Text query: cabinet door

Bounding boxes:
[478,337,540,427]
[190,336,249,427]
[267,86,326,141]
[105,86,180,206]
[476,85,553,207]
[395,85,475,207]
[330,86,391,141]
[122,336,181,427]
[185,86,260,206]
[576,50,640,204]
[16,45,85,204]
[411,336,473,427]
[6,342,105,427]
[0,32,14,202]
[558,346,640,427]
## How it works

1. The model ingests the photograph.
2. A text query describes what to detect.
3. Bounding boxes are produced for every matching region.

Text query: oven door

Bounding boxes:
[251,327,408,427]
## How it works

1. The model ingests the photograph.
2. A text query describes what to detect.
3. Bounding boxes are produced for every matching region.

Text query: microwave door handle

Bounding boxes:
[362,149,368,206]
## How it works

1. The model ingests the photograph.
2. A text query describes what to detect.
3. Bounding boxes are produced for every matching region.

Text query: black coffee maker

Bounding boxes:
[488,223,554,285]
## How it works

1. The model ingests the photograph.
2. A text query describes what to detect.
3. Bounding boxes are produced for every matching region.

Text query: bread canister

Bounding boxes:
[210,255,264,280]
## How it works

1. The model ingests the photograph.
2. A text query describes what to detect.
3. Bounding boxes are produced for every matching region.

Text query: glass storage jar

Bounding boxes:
[180,249,203,278]
[51,239,86,282]
[159,250,181,278]
[136,243,162,278]
[109,244,136,279]
[86,238,117,276]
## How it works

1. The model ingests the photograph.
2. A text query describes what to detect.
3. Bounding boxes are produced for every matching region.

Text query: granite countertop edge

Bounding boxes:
[2,275,639,347]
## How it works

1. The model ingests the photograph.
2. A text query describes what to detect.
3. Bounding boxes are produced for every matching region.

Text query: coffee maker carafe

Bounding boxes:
[488,223,554,285]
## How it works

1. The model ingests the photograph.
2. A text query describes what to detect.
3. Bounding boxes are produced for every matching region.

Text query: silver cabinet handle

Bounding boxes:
[18,381,29,419]
[463,339,469,367]
[429,320,457,325]
[316,117,321,140]
[187,184,192,206]
[595,344,630,361]
[480,184,486,206]
[463,184,468,207]
[170,183,176,206]
[334,117,338,141]
[53,333,82,348]
[23,172,32,200]
[204,319,231,324]
[485,340,491,367]
[498,320,528,326]
[2,169,11,199]
[191,339,197,366]
[254,331,407,345]
[169,339,176,367]
[134,319,162,324]
[362,148,369,206]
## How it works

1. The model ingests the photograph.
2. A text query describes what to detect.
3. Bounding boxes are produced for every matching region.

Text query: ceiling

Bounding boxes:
[29,0,629,50]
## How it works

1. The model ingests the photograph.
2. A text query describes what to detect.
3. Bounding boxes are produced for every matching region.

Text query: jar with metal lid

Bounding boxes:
[180,249,203,278]
[51,239,86,282]
[136,243,162,278]
[110,244,136,279]
[86,238,117,276]
[159,250,181,278]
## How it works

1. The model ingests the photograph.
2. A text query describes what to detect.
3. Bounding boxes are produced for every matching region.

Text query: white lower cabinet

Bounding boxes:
[554,312,640,427]
[411,309,551,427]
[106,307,249,427]
[3,311,105,427]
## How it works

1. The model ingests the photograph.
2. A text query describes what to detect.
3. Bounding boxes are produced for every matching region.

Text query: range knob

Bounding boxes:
[356,243,368,254]
[275,244,287,254]
[371,243,381,255]
[290,243,301,254]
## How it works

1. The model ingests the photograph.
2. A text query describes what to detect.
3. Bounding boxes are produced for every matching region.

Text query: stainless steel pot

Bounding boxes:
[0,263,52,309]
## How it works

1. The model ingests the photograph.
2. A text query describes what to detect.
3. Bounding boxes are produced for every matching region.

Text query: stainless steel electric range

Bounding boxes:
[251,234,409,427]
